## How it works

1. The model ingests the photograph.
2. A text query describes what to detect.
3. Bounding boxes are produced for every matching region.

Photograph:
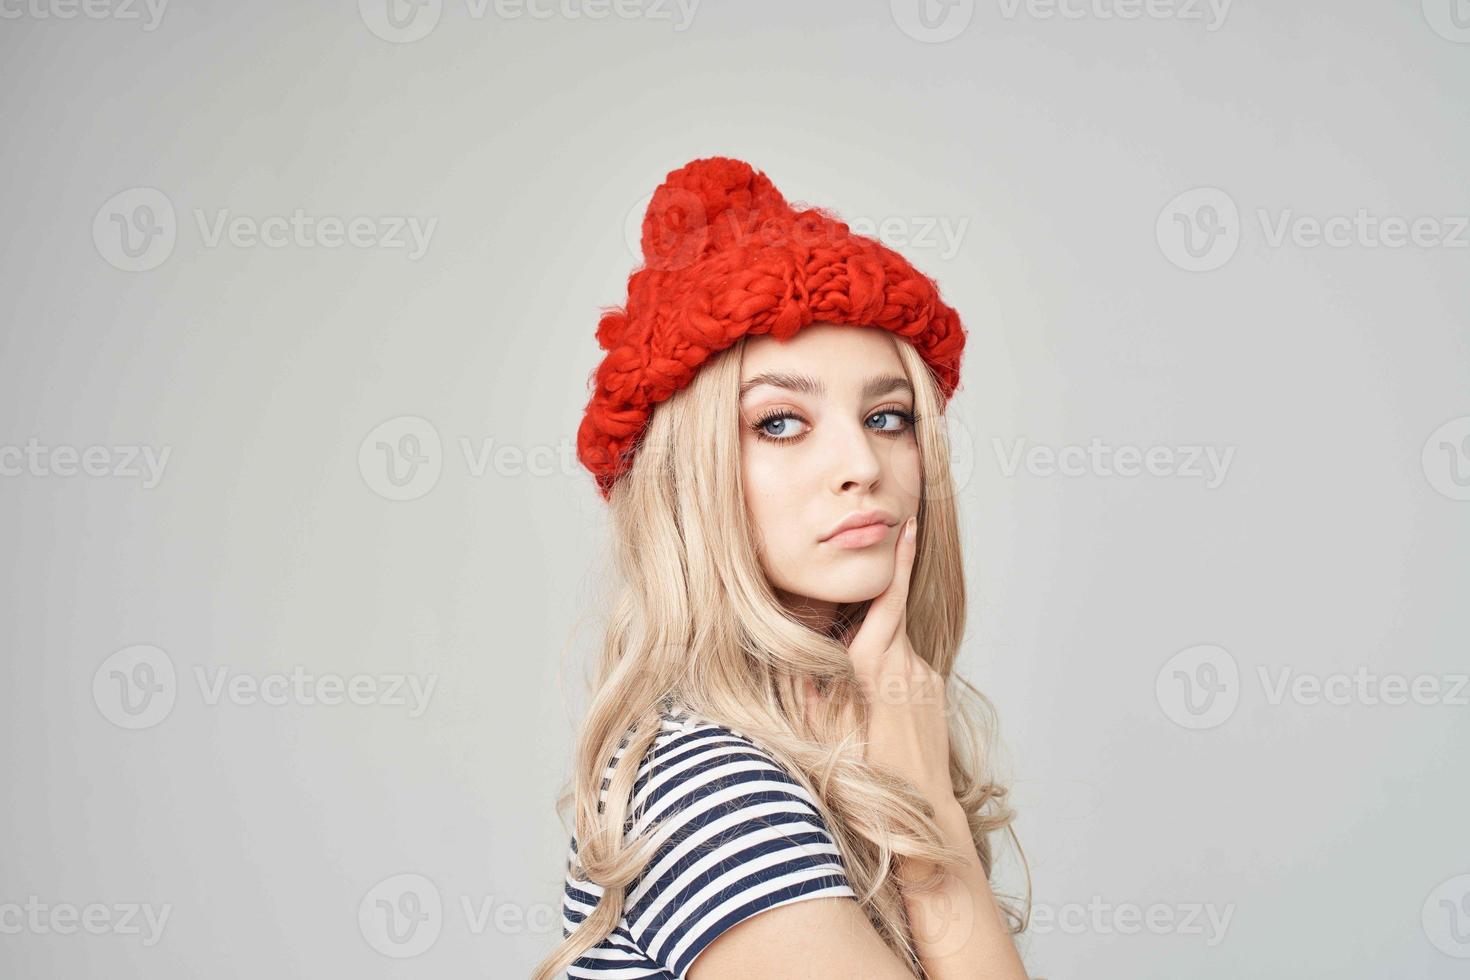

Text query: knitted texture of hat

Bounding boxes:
[576,156,966,500]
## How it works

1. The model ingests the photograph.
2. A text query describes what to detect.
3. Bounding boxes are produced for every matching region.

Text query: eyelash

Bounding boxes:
[749,405,921,444]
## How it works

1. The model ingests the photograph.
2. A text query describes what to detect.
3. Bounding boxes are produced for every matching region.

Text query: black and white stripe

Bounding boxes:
[561,704,855,978]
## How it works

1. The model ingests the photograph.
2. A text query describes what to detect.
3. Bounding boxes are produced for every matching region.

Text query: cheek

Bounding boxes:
[886,438,924,505]
[740,436,800,500]
[896,438,921,479]
[740,442,807,568]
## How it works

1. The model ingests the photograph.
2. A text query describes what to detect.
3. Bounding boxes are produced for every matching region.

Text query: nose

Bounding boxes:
[827,415,883,494]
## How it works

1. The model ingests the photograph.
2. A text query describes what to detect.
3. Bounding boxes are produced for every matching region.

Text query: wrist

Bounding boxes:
[930,798,972,841]
[897,800,977,884]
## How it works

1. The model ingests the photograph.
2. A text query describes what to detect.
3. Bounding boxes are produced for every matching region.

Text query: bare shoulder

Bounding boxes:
[688,892,912,980]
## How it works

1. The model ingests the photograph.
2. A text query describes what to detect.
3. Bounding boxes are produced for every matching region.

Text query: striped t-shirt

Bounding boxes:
[560,702,857,978]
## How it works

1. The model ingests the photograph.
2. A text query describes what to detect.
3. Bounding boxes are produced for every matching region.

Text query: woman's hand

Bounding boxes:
[797,517,1031,980]
[805,516,956,816]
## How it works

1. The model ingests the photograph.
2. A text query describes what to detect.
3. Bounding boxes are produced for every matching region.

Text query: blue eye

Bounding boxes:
[753,412,809,441]
[868,410,916,432]
[748,407,920,444]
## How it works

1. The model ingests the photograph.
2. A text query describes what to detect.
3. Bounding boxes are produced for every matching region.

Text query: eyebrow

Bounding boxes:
[738,371,913,402]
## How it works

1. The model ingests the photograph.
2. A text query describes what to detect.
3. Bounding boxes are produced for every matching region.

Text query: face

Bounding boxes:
[738,324,923,626]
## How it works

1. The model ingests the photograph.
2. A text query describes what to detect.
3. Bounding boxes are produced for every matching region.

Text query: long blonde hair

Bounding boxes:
[535,331,1029,978]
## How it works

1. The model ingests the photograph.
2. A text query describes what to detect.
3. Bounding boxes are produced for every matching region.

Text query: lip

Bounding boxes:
[820,509,899,546]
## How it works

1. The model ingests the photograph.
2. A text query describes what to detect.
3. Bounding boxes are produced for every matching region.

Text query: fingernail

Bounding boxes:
[904,517,917,542]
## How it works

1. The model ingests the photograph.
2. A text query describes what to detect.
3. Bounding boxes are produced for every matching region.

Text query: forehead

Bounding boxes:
[738,324,902,383]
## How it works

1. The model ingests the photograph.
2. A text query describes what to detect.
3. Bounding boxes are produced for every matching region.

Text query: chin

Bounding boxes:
[789,558,894,604]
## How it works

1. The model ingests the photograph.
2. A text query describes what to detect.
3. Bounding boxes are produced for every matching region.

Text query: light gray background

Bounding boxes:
[2,0,1468,977]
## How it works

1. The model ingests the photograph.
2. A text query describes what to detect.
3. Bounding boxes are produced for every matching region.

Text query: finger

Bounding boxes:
[850,515,919,652]
[882,516,920,626]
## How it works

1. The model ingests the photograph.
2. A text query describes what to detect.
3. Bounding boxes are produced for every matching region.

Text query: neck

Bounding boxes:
[776,591,845,637]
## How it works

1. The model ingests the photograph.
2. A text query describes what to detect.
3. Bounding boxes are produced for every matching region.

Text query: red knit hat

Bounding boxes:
[576,156,967,500]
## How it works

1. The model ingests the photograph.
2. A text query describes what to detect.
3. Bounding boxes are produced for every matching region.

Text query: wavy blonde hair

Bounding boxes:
[535,330,1029,979]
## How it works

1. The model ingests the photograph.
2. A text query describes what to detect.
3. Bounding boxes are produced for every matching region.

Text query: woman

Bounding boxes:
[535,157,1029,979]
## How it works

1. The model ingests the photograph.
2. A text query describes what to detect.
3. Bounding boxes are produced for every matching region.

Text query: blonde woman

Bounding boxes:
[535,157,1029,979]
